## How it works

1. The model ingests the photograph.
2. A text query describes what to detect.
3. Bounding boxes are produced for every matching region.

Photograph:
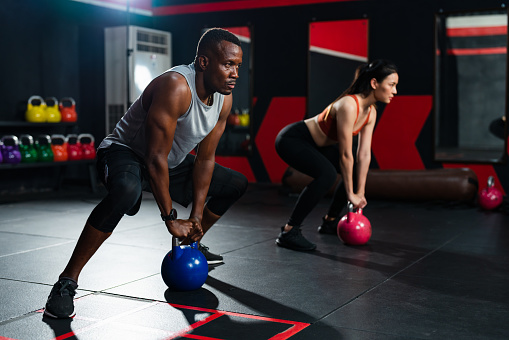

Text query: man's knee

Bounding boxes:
[88,171,143,233]
[231,171,248,200]
[206,169,248,216]
[111,174,142,211]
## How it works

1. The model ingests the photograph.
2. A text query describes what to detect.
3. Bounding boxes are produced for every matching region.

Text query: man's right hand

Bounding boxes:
[165,219,203,241]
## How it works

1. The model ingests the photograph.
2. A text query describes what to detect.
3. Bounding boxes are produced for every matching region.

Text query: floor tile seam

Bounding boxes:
[0,277,55,285]
[1,207,86,216]
[0,230,76,240]
[96,273,161,293]
[111,222,164,233]
[315,234,464,322]
[101,240,170,251]
[367,232,465,287]
[218,238,285,256]
[0,240,75,258]
[221,253,304,265]
[0,277,95,292]
[0,309,43,326]
[92,290,166,304]
[0,210,90,223]
[395,271,509,285]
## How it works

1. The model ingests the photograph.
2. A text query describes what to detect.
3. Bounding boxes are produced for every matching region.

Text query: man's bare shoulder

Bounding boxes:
[152,70,189,92]
[143,70,192,115]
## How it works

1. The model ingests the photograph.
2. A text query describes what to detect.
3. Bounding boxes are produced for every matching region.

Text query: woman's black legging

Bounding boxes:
[275,121,356,227]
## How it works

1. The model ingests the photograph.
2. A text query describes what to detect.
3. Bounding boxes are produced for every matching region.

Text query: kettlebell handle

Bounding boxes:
[172,236,179,247]
[171,237,182,261]
[28,95,45,106]
[45,96,58,107]
[172,236,199,248]
[487,176,495,188]
[60,97,76,107]
[78,133,95,143]
[347,201,363,215]
[171,237,199,261]
[1,135,19,146]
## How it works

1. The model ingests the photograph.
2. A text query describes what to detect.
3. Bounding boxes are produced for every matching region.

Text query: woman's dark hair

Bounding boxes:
[195,28,241,58]
[337,59,398,100]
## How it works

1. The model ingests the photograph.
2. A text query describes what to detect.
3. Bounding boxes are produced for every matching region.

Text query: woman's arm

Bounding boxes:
[334,97,366,209]
[355,108,377,201]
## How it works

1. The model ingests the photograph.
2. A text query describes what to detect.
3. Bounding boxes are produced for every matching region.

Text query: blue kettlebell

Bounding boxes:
[161,237,208,291]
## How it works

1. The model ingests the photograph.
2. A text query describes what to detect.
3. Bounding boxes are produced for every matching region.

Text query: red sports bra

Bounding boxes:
[317,95,371,141]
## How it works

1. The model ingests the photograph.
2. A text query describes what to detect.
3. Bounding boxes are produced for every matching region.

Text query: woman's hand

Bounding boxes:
[347,193,367,210]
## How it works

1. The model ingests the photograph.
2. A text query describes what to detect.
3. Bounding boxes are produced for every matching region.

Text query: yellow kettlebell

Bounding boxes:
[45,97,61,123]
[25,96,47,123]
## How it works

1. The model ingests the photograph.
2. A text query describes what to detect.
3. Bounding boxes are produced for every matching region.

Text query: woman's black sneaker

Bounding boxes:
[276,227,316,251]
[317,216,338,235]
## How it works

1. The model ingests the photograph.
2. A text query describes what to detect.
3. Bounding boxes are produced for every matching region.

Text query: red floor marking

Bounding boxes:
[167,302,310,340]
[181,334,223,340]
[0,337,20,340]
[34,299,309,340]
[162,312,224,340]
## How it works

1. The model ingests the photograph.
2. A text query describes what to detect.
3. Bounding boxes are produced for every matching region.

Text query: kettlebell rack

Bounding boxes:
[0,121,99,194]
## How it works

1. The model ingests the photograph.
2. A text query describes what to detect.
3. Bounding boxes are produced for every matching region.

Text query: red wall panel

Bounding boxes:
[255,97,307,183]
[372,96,433,170]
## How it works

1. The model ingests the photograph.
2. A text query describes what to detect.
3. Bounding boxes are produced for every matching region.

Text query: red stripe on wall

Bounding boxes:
[153,0,359,16]
[309,19,368,58]
[447,47,507,55]
[447,26,507,37]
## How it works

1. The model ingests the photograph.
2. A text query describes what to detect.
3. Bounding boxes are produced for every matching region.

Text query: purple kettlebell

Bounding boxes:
[1,135,22,164]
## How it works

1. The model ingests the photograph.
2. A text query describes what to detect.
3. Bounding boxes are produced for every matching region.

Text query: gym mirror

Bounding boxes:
[308,19,369,117]
[434,9,508,163]
[209,26,253,156]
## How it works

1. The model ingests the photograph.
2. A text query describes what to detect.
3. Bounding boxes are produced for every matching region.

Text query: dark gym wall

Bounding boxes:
[1,0,508,194]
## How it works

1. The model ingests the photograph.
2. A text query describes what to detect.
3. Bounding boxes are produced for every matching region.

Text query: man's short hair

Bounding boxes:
[196,28,241,57]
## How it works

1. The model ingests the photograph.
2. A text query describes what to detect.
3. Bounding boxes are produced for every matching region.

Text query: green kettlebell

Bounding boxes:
[19,134,39,163]
[35,135,54,162]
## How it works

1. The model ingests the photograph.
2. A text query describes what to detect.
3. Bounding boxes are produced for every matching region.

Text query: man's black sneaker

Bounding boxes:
[198,243,223,265]
[276,227,317,251]
[44,278,78,319]
[317,216,338,235]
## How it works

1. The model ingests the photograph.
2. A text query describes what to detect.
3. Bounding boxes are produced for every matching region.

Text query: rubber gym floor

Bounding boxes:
[0,183,508,340]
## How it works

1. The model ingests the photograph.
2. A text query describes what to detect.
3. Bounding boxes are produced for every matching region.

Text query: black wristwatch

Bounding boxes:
[161,208,177,221]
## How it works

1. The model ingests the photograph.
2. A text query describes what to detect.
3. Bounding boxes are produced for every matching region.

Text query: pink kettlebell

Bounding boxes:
[478,176,503,210]
[337,203,372,245]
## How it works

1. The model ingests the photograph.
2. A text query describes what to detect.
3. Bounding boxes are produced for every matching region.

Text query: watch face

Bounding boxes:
[162,209,177,221]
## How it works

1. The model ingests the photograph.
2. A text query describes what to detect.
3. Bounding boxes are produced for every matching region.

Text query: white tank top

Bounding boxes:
[98,63,224,168]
